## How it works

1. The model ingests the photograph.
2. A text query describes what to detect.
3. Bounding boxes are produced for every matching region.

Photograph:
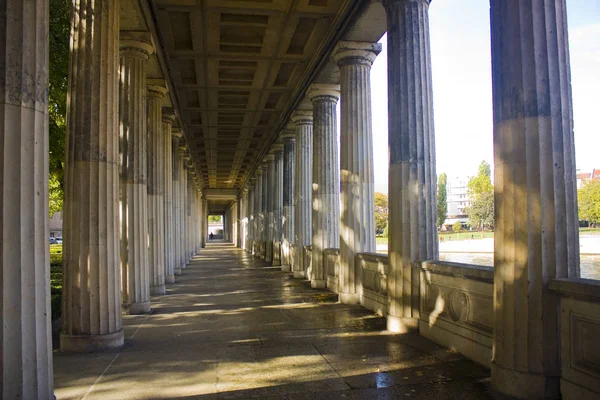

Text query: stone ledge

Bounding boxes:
[416,260,494,283]
[550,278,600,302]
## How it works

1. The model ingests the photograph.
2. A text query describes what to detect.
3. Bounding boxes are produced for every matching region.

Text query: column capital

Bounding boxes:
[178,144,188,155]
[172,129,183,139]
[264,154,275,162]
[270,143,284,155]
[382,0,431,11]
[308,83,340,103]
[120,31,154,59]
[162,108,176,124]
[147,79,168,99]
[333,41,381,68]
[291,110,313,126]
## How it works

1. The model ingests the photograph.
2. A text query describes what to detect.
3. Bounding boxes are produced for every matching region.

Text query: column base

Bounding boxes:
[151,284,166,295]
[281,264,291,272]
[311,279,326,289]
[339,292,360,305]
[166,275,175,284]
[60,329,124,353]
[491,363,560,399]
[386,315,418,333]
[174,268,182,276]
[123,300,151,315]
[180,262,187,270]
[293,271,305,279]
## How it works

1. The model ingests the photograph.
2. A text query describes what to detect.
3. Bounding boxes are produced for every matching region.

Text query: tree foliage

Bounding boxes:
[208,215,222,223]
[466,191,494,230]
[452,221,462,233]
[49,0,71,217]
[466,160,494,230]
[374,192,388,234]
[437,173,447,229]
[578,180,600,225]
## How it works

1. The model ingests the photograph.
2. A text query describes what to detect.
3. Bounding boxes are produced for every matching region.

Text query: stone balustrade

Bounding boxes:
[324,248,341,292]
[416,260,493,367]
[358,253,389,316]
[550,278,600,399]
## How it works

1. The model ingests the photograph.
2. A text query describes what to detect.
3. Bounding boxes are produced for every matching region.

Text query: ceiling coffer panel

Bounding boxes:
[155,0,351,189]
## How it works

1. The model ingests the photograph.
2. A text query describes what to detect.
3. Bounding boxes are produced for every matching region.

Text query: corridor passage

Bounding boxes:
[54,244,493,399]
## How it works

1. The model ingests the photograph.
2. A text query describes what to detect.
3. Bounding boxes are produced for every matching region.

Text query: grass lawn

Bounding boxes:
[50,244,63,320]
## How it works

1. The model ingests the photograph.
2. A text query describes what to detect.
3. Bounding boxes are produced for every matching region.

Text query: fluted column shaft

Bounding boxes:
[0,0,54,395]
[254,171,263,256]
[237,196,243,248]
[265,159,275,262]
[172,133,182,274]
[186,169,193,260]
[247,185,254,252]
[293,112,313,279]
[119,34,153,315]
[147,86,167,295]
[162,112,176,283]
[383,1,438,331]
[261,164,269,259]
[179,159,188,266]
[62,0,123,352]
[309,85,341,289]
[273,149,284,266]
[334,43,380,303]
[490,2,579,398]
[201,196,208,248]
[282,137,295,270]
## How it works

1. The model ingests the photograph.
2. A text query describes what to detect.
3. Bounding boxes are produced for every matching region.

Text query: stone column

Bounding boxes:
[171,131,183,275]
[201,196,208,248]
[162,110,176,283]
[308,84,341,289]
[0,0,54,395]
[265,157,275,263]
[147,83,168,295]
[119,33,153,315]
[490,2,579,398]
[177,149,187,269]
[261,163,269,259]
[62,0,124,352]
[281,134,296,271]
[254,169,263,256]
[334,43,380,304]
[180,156,189,266]
[293,111,313,279]
[237,196,243,248]
[273,146,284,266]
[383,1,438,332]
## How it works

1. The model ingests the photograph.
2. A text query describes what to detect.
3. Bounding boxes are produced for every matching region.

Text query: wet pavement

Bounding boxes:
[54,242,494,399]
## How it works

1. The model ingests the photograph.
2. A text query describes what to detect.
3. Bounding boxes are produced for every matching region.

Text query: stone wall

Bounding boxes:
[550,278,600,399]
[324,248,340,292]
[416,260,494,367]
[358,253,388,316]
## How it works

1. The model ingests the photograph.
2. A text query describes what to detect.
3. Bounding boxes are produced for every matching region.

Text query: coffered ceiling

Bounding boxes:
[152,0,358,190]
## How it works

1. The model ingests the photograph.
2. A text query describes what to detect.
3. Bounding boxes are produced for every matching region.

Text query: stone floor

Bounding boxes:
[54,242,494,400]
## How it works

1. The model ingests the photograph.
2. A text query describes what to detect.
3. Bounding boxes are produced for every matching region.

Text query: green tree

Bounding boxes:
[48,0,71,217]
[466,191,494,230]
[452,221,462,233]
[466,160,494,230]
[437,173,447,229]
[208,215,222,223]
[578,180,600,225]
[467,160,493,198]
[374,192,388,234]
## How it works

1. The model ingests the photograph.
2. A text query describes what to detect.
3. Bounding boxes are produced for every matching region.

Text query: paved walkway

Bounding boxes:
[54,243,493,400]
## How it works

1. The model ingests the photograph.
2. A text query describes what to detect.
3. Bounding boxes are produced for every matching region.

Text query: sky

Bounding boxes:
[367,0,600,194]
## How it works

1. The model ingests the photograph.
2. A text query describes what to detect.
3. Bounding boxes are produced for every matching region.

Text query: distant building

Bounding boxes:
[443,176,471,229]
[576,168,600,189]
[49,211,63,238]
